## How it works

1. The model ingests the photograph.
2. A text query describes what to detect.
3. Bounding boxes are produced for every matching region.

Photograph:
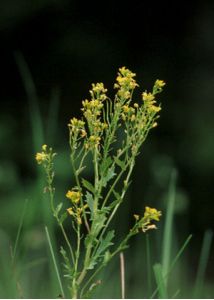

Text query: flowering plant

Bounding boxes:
[36,67,165,298]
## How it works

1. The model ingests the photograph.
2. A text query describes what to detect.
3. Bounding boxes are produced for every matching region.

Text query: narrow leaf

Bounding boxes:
[153,263,168,299]
[85,191,94,217]
[96,230,115,257]
[59,212,68,224]
[114,156,126,170]
[45,226,65,298]
[82,178,95,194]
[55,202,63,217]
[101,165,116,188]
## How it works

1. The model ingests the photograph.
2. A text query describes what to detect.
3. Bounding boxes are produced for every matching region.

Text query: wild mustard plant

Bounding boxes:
[36,67,165,298]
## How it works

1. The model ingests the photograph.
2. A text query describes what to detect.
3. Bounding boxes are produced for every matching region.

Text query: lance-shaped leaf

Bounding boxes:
[100,165,116,188]
[82,178,95,194]
[114,156,126,170]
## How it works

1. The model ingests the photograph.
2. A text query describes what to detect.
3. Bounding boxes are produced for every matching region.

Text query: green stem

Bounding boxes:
[59,223,75,266]
[94,147,99,209]
[71,153,90,232]
[99,158,135,240]
[71,224,81,298]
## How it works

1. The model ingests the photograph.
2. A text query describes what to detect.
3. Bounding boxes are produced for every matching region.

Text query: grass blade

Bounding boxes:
[161,169,177,281]
[151,234,192,299]
[153,263,168,298]
[47,88,60,146]
[12,199,28,263]
[193,229,213,298]
[146,234,152,297]
[14,51,44,149]
[45,226,65,298]
[169,234,192,272]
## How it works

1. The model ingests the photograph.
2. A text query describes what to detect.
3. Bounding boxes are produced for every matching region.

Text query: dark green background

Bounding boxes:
[0,0,214,297]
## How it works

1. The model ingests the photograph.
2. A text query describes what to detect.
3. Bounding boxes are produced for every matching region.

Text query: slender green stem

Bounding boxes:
[59,223,75,265]
[101,162,127,209]
[93,147,99,213]
[45,226,65,298]
[71,152,90,232]
[80,262,104,298]
[46,166,75,265]
[71,224,81,299]
[99,158,135,240]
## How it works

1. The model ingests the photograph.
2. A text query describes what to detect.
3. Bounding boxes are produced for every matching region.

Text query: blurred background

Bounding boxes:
[0,0,214,298]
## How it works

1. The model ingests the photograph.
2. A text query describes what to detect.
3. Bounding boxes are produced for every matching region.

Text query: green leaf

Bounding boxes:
[100,156,112,173]
[60,246,74,279]
[76,166,86,176]
[87,231,115,270]
[82,178,95,194]
[101,165,116,188]
[84,233,96,249]
[108,198,121,210]
[59,212,68,224]
[112,189,121,201]
[85,191,94,218]
[92,210,107,237]
[103,250,111,265]
[87,258,98,270]
[96,230,115,257]
[153,263,168,299]
[114,156,126,170]
[55,202,63,217]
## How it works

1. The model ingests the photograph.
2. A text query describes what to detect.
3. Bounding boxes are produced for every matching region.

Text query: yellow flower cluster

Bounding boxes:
[121,105,136,122]
[142,91,161,113]
[114,67,139,99]
[82,82,107,120]
[134,206,162,233]
[66,188,87,225]
[141,80,165,114]
[89,82,108,101]
[67,205,88,225]
[153,79,166,94]
[82,99,103,118]
[66,189,82,204]
[35,144,55,165]
[68,117,86,137]
[144,206,161,221]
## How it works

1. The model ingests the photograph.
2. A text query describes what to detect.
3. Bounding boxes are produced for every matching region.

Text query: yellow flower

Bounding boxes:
[134,214,140,221]
[90,82,107,95]
[67,207,74,215]
[150,105,161,113]
[142,92,155,102]
[153,79,166,95]
[155,79,166,88]
[42,144,47,151]
[87,135,101,148]
[122,105,130,113]
[142,224,157,233]
[68,118,85,130]
[66,190,82,204]
[35,144,56,165]
[80,129,87,137]
[144,206,162,221]
[35,152,47,164]
[114,67,139,99]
